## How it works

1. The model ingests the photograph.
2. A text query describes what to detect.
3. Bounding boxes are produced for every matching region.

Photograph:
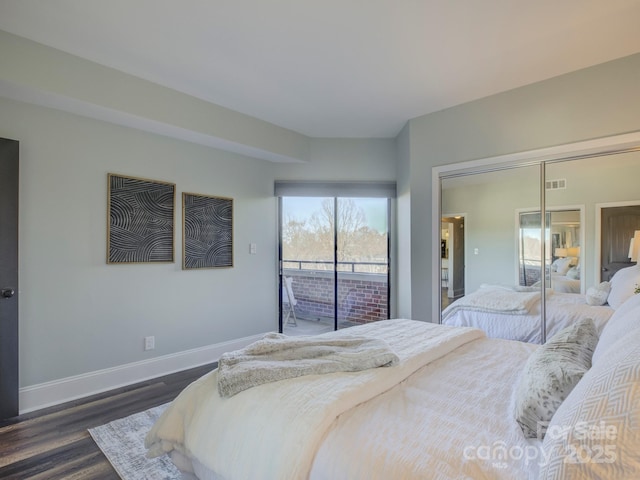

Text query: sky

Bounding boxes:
[282,197,388,233]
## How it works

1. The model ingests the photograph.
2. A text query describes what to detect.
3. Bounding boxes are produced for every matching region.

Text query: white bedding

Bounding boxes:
[441,284,542,318]
[310,337,539,479]
[146,319,541,479]
[550,273,581,293]
[442,291,613,343]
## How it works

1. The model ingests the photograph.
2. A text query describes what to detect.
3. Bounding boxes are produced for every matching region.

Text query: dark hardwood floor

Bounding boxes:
[0,362,217,479]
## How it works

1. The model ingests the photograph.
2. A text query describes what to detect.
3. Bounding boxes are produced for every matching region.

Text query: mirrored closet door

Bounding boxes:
[436,138,640,343]
[440,165,540,307]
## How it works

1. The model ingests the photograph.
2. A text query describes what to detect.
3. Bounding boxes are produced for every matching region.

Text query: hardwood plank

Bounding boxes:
[0,362,216,479]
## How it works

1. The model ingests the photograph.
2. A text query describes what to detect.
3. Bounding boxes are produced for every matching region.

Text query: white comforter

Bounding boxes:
[145,319,486,479]
[443,291,613,343]
[310,336,539,479]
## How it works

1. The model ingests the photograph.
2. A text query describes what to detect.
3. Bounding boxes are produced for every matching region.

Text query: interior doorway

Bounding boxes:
[441,215,465,309]
[0,138,19,420]
[599,203,640,281]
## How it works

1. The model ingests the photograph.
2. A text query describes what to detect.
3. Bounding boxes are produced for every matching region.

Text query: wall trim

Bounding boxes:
[18,333,264,414]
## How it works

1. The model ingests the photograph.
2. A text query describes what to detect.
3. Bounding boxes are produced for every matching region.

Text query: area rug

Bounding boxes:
[89,403,182,480]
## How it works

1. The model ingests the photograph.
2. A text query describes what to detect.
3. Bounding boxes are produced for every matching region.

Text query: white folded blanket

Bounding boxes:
[217,332,399,397]
[442,284,542,321]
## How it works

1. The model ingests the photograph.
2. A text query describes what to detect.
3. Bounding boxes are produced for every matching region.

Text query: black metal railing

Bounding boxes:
[282,259,388,274]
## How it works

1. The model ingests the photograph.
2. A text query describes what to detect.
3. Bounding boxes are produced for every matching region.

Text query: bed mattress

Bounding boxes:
[443,292,613,343]
[146,319,542,479]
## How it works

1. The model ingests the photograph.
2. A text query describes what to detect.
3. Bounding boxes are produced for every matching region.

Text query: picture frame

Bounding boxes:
[182,192,233,269]
[107,173,175,264]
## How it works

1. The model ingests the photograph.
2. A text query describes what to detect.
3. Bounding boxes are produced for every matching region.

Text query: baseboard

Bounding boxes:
[18,333,264,414]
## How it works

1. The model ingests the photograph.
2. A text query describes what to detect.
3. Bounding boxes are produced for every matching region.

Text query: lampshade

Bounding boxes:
[631,231,640,262]
[555,248,567,258]
[567,246,580,258]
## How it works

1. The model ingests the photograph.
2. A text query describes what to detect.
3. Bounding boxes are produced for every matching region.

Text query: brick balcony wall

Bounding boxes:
[284,270,388,323]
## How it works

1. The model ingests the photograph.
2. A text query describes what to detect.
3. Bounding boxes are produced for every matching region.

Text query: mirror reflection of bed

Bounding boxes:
[437,147,640,343]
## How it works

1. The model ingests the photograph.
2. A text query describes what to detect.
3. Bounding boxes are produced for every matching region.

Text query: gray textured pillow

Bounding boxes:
[513,318,598,439]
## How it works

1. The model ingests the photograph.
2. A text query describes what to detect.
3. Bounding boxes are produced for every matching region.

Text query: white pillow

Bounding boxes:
[592,290,640,364]
[566,266,580,280]
[585,281,611,306]
[540,326,640,478]
[607,264,640,309]
[553,257,572,275]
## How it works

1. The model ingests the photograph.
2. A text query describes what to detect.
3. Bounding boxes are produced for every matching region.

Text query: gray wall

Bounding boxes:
[1,96,277,386]
[441,166,540,293]
[399,53,640,319]
[0,97,395,390]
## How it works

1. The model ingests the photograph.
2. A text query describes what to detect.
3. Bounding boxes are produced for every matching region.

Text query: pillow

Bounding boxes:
[592,290,640,364]
[540,326,640,478]
[606,264,640,309]
[566,266,580,280]
[585,281,611,306]
[552,257,572,275]
[513,318,598,439]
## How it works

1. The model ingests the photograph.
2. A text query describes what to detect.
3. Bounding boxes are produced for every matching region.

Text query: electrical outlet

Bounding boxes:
[144,336,155,351]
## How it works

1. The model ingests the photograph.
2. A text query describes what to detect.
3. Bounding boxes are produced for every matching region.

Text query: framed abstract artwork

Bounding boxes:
[182,192,233,269]
[107,173,175,264]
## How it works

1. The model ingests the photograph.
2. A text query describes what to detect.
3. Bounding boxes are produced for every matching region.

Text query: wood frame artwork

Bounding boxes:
[182,192,233,269]
[107,173,175,264]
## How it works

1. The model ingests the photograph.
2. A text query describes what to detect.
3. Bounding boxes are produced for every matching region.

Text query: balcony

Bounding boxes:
[282,260,388,332]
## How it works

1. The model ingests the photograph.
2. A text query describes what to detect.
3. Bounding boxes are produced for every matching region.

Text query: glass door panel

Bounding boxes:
[280,196,390,334]
[336,198,389,329]
[440,165,540,312]
[281,197,335,335]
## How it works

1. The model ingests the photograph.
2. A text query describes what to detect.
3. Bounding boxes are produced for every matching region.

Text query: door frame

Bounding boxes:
[441,213,466,303]
[278,196,391,332]
[596,200,640,282]
[0,138,19,420]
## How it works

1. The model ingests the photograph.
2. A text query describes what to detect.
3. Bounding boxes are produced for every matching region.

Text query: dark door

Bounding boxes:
[601,205,640,281]
[0,138,19,419]
[451,217,465,298]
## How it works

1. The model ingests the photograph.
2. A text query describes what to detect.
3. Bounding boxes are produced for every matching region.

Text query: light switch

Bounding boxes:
[474,248,479,255]
[250,243,257,254]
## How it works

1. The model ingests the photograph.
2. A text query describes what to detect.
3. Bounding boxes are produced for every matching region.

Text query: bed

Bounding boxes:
[144,292,640,479]
[548,258,581,293]
[549,271,581,293]
[441,264,640,343]
[441,285,613,343]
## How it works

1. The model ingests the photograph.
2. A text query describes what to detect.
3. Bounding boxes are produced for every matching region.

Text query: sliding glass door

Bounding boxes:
[279,196,390,335]
[336,198,389,329]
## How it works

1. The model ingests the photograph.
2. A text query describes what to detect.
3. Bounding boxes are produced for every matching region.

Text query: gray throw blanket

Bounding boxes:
[217,332,399,397]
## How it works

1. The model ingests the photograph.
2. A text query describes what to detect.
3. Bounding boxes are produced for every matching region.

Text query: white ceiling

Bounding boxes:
[1,0,640,138]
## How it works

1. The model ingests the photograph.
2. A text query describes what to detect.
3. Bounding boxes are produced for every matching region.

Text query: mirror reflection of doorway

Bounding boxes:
[518,208,582,293]
[441,215,465,309]
[600,204,640,281]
